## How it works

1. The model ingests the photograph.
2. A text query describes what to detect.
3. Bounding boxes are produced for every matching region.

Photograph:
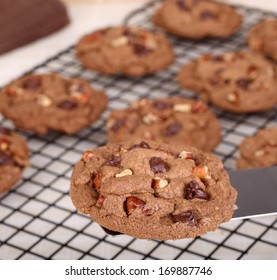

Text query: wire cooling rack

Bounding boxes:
[1,0,277,260]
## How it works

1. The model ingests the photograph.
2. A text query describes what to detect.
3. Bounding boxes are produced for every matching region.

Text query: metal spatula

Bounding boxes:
[229,166,277,220]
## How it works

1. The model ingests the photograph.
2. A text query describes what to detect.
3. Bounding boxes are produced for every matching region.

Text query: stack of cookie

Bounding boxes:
[1,0,276,240]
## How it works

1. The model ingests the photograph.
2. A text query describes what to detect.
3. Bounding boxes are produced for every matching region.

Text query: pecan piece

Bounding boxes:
[82,151,94,162]
[192,166,211,180]
[178,150,194,160]
[226,91,239,105]
[124,196,146,215]
[0,139,10,151]
[115,169,133,178]
[152,177,169,190]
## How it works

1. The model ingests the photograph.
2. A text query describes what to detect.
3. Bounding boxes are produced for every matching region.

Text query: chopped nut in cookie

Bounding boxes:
[173,103,192,113]
[6,86,24,96]
[192,165,211,180]
[152,177,169,190]
[0,139,9,151]
[36,95,52,107]
[115,169,133,178]
[178,150,194,160]
[254,149,265,157]
[82,151,94,162]
[111,36,129,47]
[142,113,160,125]
[226,92,239,104]
[124,196,146,215]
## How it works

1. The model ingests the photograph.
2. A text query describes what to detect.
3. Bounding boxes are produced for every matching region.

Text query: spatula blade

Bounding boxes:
[229,166,277,220]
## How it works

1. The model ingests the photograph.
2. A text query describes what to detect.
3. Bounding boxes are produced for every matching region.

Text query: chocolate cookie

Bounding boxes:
[248,19,277,61]
[237,127,277,169]
[107,97,221,152]
[0,73,108,135]
[76,26,175,77]
[153,0,242,39]
[0,127,29,192]
[70,140,237,240]
[178,51,277,113]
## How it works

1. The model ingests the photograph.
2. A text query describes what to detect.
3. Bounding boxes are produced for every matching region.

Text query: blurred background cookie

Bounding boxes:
[178,51,277,113]
[248,18,277,61]
[237,127,277,169]
[107,97,221,152]
[0,127,29,192]
[153,0,242,39]
[0,73,108,134]
[76,25,175,76]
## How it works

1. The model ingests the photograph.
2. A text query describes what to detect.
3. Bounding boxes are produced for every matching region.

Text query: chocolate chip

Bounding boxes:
[153,101,172,111]
[149,157,170,174]
[236,78,253,90]
[130,141,151,149]
[111,119,125,132]
[200,10,217,20]
[123,28,134,38]
[104,156,122,167]
[22,77,41,90]
[57,100,78,110]
[132,43,152,56]
[101,226,122,236]
[176,0,189,10]
[185,180,208,200]
[0,152,12,165]
[208,78,218,86]
[171,210,197,226]
[212,55,224,62]
[165,122,182,136]
[0,127,12,135]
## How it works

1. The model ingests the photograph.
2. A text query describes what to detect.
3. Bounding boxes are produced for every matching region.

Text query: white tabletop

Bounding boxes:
[0,0,276,86]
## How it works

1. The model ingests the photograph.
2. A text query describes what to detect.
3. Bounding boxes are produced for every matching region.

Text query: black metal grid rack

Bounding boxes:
[0,0,277,260]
